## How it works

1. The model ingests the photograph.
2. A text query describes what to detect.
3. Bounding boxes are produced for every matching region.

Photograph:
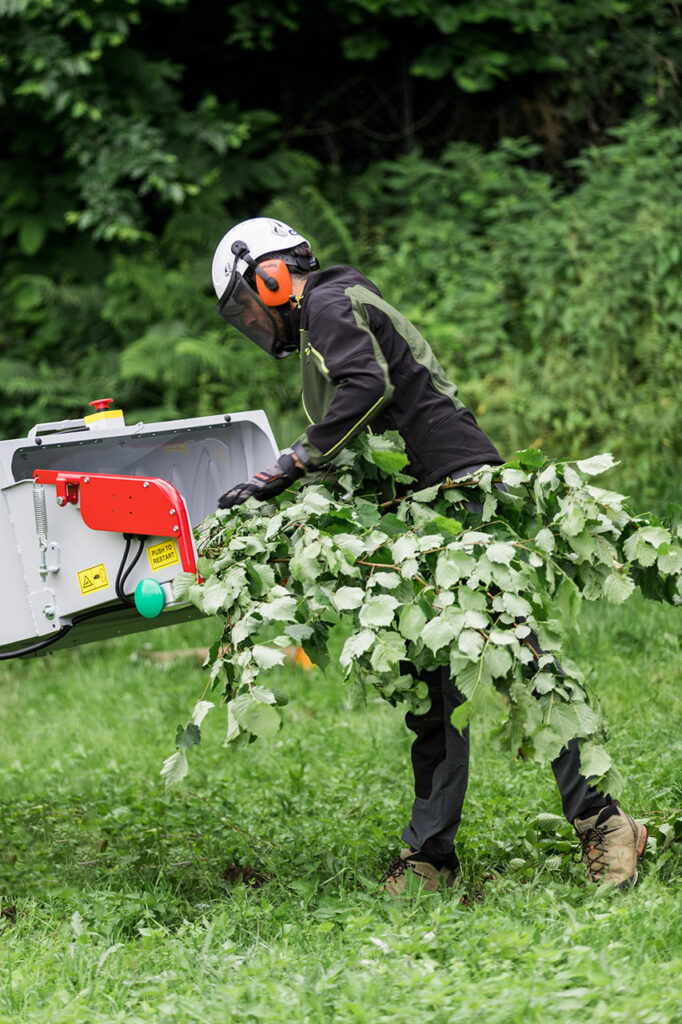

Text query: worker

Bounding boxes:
[211,217,647,893]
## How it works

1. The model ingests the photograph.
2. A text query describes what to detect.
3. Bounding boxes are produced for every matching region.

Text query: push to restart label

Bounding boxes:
[147,540,180,572]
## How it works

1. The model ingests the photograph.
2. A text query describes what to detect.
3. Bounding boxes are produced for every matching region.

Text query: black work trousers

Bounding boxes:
[399,642,612,868]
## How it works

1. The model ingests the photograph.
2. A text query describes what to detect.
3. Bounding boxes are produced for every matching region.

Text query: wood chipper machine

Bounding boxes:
[0,399,279,660]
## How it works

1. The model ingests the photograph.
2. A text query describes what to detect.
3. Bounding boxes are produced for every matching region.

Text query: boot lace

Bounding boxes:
[378,854,408,887]
[575,824,608,882]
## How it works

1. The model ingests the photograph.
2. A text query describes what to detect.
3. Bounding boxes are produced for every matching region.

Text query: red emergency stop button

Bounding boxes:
[89,398,114,412]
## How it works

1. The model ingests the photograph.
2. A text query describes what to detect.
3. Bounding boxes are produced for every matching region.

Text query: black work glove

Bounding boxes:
[218,450,306,509]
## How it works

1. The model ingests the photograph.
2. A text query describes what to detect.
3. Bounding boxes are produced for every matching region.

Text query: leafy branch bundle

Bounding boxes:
[163,434,682,791]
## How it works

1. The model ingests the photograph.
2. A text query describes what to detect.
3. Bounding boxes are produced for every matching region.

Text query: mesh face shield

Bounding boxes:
[216,276,290,359]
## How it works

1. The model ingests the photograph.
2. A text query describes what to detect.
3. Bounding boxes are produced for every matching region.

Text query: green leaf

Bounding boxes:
[225,702,240,744]
[261,595,298,622]
[546,701,580,744]
[579,742,612,779]
[658,545,682,574]
[576,454,617,477]
[367,571,401,590]
[171,571,196,601]
[340,629,376,669]
[484,645,512,678]
[285,623,314,644]
[431,515,463,537]
[251,685,277,704]
[458,629,484,660]
[301,490,332,515]
[536,621,562,652]
[175,722,201,749]
[370,631,406,672]
[160,749,188,787]
[435,549,475,588]
[603,573,636,604]
[567,530,596,560]
[534,529,555,553]
[515,448,545,469]
[199,577,233,615]
[487,542,516,565]
[559,503,585,538]
[412,485,440,502]
[333,586,365,610]
[359,594,400,627]
[379,513,409,537]
[289,540,323,582]
[398,604,427,642]
[422,615,455,654]
[391,535,419,562]
[463,609,488,630]
[371,450,410,474]
[639,526,671,547]
[241,701,281,739]
[246,562,276,592]
[252,645,286,669]
[500,592,532,617]
[458,588,487,611]
[334,533,366,558]
[450,700,472,735]
[353,499,381,527]
[532,726,565,763]
[574,703,600,735]
[450,659,489,700]
[489,628,518,646]
[191,701,214,726]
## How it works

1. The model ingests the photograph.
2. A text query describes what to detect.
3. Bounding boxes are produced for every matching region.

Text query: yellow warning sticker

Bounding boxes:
[147,539,180,572]
[77,563,109,596]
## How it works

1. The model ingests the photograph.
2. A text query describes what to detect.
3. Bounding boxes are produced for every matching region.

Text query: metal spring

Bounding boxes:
[33,483,48,539]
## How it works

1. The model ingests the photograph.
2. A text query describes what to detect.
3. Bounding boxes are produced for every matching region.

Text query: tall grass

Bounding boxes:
[0,593,680,1023]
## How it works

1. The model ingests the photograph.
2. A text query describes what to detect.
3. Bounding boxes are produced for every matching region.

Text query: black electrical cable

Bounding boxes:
[115,535,132,603]
[0,601,133,660]
[115,534,145,606]
[121,536,145,600]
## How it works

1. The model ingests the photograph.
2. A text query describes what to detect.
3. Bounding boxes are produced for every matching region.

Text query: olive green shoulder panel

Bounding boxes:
[299,329,337,426]
[345,284,464,411]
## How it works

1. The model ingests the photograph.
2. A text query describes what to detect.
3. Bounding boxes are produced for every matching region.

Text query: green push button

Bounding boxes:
[134,578,165,618]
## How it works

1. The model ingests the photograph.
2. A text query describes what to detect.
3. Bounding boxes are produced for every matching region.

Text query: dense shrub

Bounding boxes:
[1,118,679,510]
[340,117,682,508]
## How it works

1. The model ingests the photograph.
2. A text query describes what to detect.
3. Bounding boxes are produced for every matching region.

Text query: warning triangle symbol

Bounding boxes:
[82,575,93,590]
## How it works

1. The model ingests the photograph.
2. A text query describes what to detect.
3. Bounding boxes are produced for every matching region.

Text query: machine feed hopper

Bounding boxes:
[0,399,278,659]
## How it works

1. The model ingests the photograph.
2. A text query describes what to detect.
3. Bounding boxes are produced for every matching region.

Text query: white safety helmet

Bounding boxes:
[212,217,318,359]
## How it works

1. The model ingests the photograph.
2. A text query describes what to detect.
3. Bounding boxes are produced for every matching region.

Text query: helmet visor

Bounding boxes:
[216,276,285,358]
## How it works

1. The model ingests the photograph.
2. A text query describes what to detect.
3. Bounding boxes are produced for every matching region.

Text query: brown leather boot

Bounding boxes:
[379,849,457,896]
[574,805,647,890]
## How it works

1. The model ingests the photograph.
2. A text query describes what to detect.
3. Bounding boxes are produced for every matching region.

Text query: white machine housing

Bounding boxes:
[0,407,278,658]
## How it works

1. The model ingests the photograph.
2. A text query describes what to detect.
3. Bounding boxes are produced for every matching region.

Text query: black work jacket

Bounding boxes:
[293,266,504,487]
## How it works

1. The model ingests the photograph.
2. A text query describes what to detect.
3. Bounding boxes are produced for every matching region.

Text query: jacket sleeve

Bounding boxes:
[294,297,394,466]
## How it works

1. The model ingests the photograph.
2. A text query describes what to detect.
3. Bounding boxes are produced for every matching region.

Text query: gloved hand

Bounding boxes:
[218,450,305,509]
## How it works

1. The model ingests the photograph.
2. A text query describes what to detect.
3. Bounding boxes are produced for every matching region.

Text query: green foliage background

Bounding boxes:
[1,0,681,508]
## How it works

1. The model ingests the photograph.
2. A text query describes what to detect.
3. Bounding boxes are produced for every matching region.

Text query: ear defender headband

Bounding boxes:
[254,259,293,307]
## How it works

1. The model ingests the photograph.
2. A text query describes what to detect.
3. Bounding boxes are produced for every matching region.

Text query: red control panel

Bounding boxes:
[32,470,197,575]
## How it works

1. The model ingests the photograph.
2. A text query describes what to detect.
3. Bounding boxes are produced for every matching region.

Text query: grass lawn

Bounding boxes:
[0,592,680,1023]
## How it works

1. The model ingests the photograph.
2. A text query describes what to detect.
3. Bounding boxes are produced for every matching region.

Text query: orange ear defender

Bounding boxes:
[255,259,293,306]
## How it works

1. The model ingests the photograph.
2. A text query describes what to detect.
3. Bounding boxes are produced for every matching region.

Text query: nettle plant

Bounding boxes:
[164,433,682,792]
